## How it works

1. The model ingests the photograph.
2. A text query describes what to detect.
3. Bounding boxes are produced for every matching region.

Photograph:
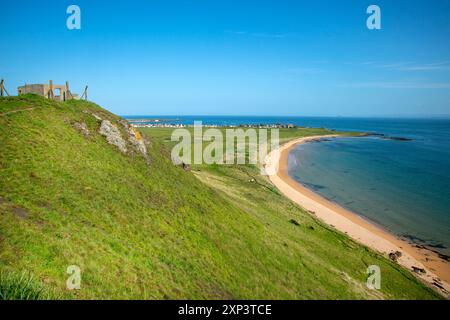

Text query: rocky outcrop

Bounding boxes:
[73,122,90,137]
[83,111,150,161]
[366,132,414,141]
[119,119,148,157]
[99,120,128,153]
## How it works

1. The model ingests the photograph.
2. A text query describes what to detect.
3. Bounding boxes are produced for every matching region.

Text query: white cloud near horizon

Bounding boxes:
[396,62,450,71]
[338,81,450,89]
[358,61,450,72]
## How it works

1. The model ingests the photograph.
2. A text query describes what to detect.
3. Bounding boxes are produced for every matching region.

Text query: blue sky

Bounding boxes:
[1,0,450,116]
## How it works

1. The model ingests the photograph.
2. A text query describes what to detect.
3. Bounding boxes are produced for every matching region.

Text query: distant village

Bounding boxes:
[128,120,297,129]
[1,79,299,130]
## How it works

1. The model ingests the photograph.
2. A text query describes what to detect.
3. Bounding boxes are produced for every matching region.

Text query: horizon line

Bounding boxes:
[120,114,450,119]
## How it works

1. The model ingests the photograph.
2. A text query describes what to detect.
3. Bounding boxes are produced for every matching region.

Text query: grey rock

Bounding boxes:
[118,119,130,129]
[119,120,148,157]
[73,122,90,136]
[99,120,127,153]
[128,126,147,156]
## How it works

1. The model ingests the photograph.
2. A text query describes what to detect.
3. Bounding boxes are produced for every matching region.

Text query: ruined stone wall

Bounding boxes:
[18,84,47,96]
[17,83,73,101]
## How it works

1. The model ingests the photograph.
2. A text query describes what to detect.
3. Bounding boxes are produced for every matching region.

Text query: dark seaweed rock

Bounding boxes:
[388,136,413,141]
[367,132,385,137]
[438,253,450,262]
[366,132,413,141]
[412,266,426,274]
[389,251,402,262]
[389,253,397,262]
[427,243,446,249]
[311,138,332,143]
[433,281,446,291]
[182,162,191,171]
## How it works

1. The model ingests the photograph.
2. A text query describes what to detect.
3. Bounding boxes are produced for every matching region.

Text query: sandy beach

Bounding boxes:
[265,135,450,297]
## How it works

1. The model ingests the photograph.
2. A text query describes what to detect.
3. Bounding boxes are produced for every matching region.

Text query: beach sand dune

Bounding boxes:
[265,135,450,297]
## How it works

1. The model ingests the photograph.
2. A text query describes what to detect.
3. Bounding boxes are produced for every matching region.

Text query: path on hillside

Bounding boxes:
[0,107,35,116]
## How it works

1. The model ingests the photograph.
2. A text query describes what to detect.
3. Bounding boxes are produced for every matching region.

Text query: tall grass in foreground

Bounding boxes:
[0,271,56,300]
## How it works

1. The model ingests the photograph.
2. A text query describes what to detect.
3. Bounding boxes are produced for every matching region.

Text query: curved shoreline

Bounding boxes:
[265,134,450,297]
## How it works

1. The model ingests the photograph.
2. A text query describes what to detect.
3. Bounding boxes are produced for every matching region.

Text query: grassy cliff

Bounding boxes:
[0,95,440,299]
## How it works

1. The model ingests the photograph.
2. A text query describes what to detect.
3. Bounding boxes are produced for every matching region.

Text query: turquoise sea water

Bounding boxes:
[287,119,450,256]
[125,115,450,256]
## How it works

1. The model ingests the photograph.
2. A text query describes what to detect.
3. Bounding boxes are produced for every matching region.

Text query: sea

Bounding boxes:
[124,115,450,256]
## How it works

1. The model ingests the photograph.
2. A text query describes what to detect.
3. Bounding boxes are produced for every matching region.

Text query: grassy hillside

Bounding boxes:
[0,95,440,299]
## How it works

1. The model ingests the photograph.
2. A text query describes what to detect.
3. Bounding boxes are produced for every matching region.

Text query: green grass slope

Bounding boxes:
[0,95,440,299]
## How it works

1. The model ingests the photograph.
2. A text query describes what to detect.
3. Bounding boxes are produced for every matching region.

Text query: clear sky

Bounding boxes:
[1,0,450,116]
